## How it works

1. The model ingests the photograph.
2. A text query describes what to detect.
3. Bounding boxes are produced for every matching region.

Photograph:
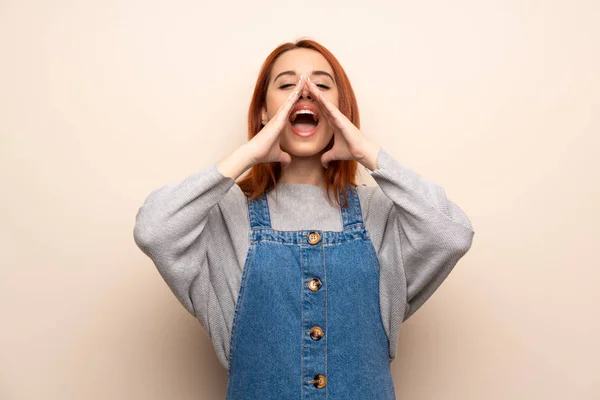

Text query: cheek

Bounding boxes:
[266,93,289,117]
[324,92,339,108]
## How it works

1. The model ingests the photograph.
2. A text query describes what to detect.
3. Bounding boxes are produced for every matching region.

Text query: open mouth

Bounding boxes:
[289,107,320,135]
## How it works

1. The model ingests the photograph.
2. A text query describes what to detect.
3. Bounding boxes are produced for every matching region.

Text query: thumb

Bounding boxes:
[321,151,334,169]
[279,150,292,169]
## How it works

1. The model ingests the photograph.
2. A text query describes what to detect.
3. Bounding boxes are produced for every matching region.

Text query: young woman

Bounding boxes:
[133,39,475,399]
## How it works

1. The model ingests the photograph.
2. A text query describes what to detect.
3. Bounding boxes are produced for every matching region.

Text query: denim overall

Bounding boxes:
[226,183,397,399]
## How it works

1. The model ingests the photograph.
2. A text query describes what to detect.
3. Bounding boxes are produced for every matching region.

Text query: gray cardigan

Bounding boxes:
[133,146,475,370]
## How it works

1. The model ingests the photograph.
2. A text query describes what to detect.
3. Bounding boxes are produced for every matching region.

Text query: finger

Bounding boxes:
[306,78,344,126]
[274,75,305,124]
[304,79,337,130]
[321,151,333,169]
[305,77,334,115]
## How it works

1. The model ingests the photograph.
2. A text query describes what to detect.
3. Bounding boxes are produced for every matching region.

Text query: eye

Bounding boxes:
[279,83,330,90]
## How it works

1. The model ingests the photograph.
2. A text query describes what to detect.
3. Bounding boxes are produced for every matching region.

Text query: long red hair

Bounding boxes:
[236,39,360,209]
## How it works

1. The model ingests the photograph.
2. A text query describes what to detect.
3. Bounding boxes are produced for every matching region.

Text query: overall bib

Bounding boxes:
[226,184,397,400]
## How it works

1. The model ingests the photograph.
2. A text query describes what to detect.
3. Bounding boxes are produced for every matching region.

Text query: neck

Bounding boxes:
[277,153,327,189]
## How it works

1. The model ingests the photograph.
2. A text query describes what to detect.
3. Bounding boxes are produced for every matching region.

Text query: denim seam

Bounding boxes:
[322,242,328,399]
[226,241,255,373]
[300,245,305,399]
[250,237,369,246]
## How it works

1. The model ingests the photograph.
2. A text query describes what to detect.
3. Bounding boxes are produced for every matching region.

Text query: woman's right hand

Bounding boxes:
[217,76,305,180]
[245,75,306,169]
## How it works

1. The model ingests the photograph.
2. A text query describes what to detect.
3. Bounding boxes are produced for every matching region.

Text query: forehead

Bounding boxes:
[270,48,333,77]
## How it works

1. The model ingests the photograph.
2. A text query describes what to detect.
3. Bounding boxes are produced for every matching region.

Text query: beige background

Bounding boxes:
[1,0,598,399]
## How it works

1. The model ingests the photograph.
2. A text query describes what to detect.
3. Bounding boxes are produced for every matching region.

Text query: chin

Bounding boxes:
[281,125,332,158]
[284,146,325,158]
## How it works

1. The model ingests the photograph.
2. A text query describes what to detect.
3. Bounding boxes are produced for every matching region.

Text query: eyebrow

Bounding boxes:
[273,70,335,84]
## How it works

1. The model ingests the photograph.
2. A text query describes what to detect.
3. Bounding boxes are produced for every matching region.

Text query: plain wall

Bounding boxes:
[1,0,598,398]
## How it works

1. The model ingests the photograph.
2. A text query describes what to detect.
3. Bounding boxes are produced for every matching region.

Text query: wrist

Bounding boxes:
[237,143,258,169]
[359,139,380,171]
[217,144,257,180]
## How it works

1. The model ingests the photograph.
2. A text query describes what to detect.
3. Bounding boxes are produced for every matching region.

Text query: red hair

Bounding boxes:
[236,39,360,209]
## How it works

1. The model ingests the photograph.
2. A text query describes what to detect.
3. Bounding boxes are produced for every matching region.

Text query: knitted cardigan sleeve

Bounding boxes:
[365,146,475,322]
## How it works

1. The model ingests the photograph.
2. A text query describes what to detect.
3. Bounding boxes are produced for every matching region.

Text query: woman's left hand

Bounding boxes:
[306,77,381,171]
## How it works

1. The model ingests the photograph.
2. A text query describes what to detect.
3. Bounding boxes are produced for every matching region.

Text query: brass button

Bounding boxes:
[312,374,327,388]
[307,277,322,292]
[307,231,320,245]
[309,326,324,340]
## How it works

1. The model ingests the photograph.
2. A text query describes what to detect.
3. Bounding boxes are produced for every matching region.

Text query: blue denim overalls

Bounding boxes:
[226,183,397,399]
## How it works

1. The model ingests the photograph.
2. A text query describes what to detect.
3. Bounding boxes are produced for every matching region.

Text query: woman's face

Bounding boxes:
[261,48,339,158]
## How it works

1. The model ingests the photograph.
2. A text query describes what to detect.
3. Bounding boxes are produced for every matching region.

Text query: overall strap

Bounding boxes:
[247,192,272,230]
[339,184,364,229]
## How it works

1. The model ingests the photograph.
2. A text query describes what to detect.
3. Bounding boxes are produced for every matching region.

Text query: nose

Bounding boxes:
[298,83,313,100]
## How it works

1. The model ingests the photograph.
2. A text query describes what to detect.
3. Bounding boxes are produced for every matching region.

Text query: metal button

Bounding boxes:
[312,374,327,388]
[309,326,324,340]
[307,277,322,292]
[307,231,320,245]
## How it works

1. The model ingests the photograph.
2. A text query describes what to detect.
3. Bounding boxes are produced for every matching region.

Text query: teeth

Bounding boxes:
[291,109,318,123]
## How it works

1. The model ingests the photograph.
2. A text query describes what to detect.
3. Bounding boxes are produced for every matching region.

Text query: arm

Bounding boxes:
[366,146,475,321]
[132,145,254,317]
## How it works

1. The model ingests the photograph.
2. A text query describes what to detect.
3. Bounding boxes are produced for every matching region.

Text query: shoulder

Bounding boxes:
[208,181,250,224]
[220,181,247,207]
[355,183,393,219]
[354,183,394,251]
